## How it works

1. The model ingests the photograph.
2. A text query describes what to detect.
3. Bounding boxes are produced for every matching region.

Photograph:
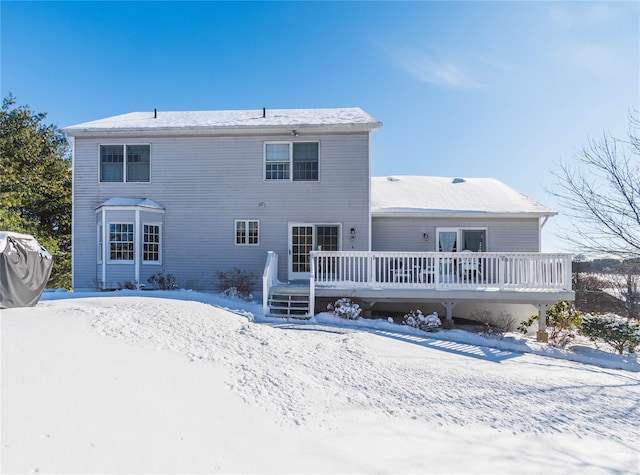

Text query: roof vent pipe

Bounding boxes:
[154,108,157,119]
[263,107,266,118]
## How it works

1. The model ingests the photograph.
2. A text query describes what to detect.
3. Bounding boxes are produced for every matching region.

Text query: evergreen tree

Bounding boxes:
[0,94,72,288]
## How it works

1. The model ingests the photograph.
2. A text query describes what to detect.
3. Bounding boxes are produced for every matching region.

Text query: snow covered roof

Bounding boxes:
[371,176,556,218]
[62,107,382,137]
[96,198,164,210]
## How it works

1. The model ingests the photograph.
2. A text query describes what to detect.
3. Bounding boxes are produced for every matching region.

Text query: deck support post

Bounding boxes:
[536,304,550,343]
[440,301,457,329]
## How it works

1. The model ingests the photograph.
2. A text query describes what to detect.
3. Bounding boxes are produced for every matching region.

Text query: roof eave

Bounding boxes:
[371,209,558,219]
[62,121,382,137]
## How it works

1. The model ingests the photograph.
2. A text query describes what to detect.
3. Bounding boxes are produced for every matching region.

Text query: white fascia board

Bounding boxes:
[371,209,558,219]
[63,122,382,138]
[95,205,165,213]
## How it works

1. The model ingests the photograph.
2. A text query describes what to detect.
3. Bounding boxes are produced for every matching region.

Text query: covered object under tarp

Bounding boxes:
[0,232,53,309]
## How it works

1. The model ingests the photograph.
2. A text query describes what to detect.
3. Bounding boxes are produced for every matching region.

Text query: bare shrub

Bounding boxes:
[470,309,516,338]
[216,268,256,300]
[118,280,137,290]
[147,272,177,290]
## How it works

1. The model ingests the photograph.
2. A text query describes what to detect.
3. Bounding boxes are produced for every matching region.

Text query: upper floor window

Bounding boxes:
[235,220,259,245]
[265,142,318,181]
[100,145,150,182]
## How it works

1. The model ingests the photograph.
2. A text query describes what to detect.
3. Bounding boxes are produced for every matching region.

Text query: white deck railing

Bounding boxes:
[262,251,280,314]
[310,251,572,292]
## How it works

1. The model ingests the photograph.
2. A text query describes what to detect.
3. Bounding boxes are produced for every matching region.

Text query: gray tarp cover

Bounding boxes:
[0,233,53,309]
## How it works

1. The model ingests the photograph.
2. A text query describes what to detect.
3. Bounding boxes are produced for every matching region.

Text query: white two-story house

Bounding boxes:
[63,107,573,336]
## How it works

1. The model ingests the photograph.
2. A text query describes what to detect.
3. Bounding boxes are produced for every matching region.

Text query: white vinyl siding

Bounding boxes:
[100,144,150,182]
[372,217,541,253]
[73,133,370,290]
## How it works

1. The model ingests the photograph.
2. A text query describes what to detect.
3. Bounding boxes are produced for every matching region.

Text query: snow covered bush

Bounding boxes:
[216,268,256,300]
[147,272,177,290]
[545,301,584,348]
[581,314,640,355]
[327,298,362,320]
[403,310,441,332]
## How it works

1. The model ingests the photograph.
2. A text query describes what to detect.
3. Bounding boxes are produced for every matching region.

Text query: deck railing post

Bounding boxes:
[262,251,278,315]
[309,252,315,317]
[499,256,505,290]
[564,254,572,291]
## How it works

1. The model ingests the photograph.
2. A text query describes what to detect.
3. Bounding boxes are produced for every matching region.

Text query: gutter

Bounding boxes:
[64,133,76,290]
[61,122,382,138]
[371,210,558,219]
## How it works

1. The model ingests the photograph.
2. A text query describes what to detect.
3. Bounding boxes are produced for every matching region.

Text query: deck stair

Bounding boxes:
[267,284,312,318]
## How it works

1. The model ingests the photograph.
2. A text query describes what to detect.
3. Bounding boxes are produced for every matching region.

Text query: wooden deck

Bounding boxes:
[263,251,574,319]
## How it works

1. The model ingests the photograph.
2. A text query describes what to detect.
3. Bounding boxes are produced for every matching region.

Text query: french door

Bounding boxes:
[288,223,340,280]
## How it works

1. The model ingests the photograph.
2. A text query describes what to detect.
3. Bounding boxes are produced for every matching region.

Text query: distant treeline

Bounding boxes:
[573,258,640,274]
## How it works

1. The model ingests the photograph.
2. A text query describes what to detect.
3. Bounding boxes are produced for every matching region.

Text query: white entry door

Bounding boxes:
[288,223,340,280]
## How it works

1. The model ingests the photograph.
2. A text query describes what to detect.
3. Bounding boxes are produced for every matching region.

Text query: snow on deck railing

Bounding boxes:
[310,251,573,292]
[262,251,279,314]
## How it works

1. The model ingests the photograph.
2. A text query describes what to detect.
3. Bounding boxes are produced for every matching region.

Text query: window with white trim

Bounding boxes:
[143,224,161,263]
[437,228,486,252]
[100,145,150,182]
[235,220,259,245]
[97,223,103,264]
[109,223,134,261]
[264,142,318,181]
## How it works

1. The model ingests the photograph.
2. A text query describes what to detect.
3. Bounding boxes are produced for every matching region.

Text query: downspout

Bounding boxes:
[101,210,107,287]
[135,209,141,286]
[540,216,550,229]
[65,133,76,289]
[367,131,372,252]
[538,216,551,252]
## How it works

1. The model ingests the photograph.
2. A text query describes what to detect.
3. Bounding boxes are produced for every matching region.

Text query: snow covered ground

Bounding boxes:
[2,290,639,474]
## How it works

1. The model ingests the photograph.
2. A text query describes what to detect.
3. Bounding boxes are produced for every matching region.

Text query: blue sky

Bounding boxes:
[2,1,638,253]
